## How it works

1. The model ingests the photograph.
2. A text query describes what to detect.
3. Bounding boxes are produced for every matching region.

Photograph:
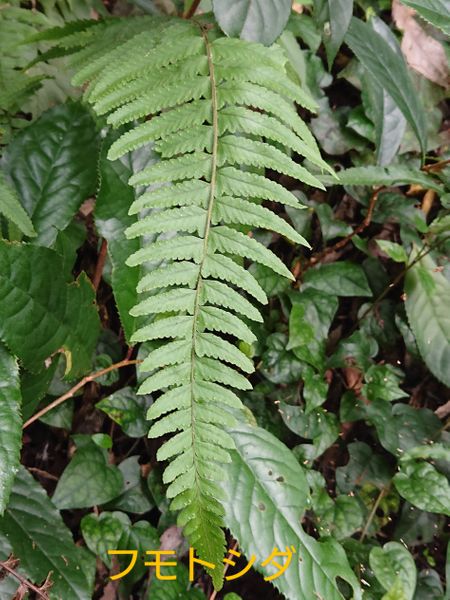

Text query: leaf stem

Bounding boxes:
[22,359,141,429]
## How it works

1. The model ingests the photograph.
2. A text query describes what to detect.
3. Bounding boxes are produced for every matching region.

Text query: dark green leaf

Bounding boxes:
[324,0,354,68]
[302,261,372,297]
[280,403,339,460]
[213,0,292,45]
[3,101,98,247]
[345,17,427,158]
[370,542,417,600]
[0,170,36,238]
[20,357,60,421]
[319,495,364,540]
[224,422,362,600]
[106,456,153,514]
[413,569,444,599]
[52,439,124,509]
[96,387,152,438]
[148,563,206,600]
[0,242,99,378]
[0,466,95,599]
[0,343,21,514]
[362,364,407,402]
[336,442,393,493]
[288,288,338,369]
[260,332,304,384]
[95,131,157,342]
[81,512,124,566]
[376,240,408,263]
[315,203,352,241]
[394,461,450,516]
[405,251,450,386]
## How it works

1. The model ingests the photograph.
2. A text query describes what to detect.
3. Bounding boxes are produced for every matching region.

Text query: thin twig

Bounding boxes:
[208,540,239,600]
[0,557,51,599]
[182,0,201,18]
[360,486,388,542]
[23,359,141,429]
[93,238,108,291]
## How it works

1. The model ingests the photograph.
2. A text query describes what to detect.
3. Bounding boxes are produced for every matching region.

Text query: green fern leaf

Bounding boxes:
[43,17,329,589]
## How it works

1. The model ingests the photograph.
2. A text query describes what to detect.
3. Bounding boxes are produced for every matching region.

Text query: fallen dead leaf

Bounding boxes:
[393,0,449,88]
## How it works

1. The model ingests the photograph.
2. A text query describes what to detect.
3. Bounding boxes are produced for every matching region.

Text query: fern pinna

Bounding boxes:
[38,16,332,588]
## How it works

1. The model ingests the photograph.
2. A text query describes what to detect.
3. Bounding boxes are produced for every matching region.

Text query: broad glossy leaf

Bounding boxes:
[376,240,408,263]
[97,387,152,438]
[370,542,417,600]
[336,442,393,493]
[319,495,364,540]
[345,17,427,158]
[324,0,354,68]
[52,438,124,509]
[224,422,362,600]
[0,170,36,238]
[0,343,21,514]
[0,242,100,378]
[106,456,153,514]
[302,261,372,297]
[288,288,338,369]
[343,398,442,457]
[213,0,292,46]
[82,510,159,582]
[400,0,450,36]
[394,461,450,516]
[281,403,339,461]
[405,252,450,386]
[95,130,157,342]
[81,512,124,566]
[362,364,407,402]
[0,466,95,599]
[3,101,98,247]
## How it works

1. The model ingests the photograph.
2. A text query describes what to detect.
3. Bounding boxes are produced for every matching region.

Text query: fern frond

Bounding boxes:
[44,16,331,589]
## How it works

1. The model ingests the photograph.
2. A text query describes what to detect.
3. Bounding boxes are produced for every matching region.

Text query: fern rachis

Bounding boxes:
[38,16,332,589]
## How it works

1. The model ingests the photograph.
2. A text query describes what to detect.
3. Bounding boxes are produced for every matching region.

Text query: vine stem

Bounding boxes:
[0,556,50,599]
[182,0,201,18]
[22,359,141,429]
[360,486,388,542]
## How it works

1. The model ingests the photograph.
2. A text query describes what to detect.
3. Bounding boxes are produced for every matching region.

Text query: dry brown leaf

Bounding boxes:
[393,0,449,88]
